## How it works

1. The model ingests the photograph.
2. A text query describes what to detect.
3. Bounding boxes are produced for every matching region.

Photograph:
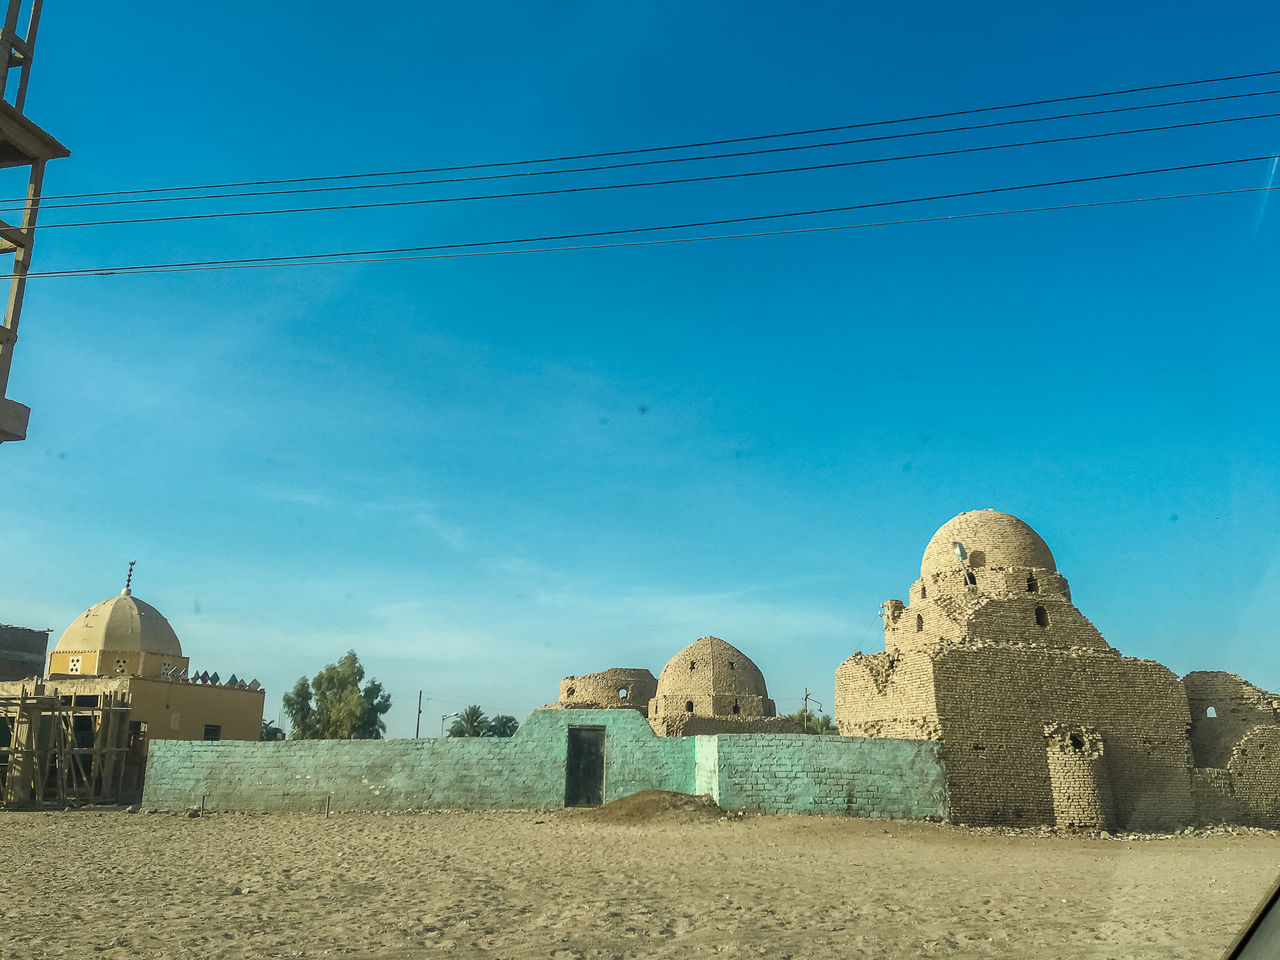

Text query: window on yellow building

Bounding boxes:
[68,656,81,674]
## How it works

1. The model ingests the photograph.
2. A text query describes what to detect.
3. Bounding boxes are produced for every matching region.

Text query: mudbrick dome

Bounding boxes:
[920,509,1056,579]
[649,636,775,718]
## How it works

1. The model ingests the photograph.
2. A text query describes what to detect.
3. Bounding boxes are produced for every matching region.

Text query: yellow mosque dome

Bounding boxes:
[53,586,183,659]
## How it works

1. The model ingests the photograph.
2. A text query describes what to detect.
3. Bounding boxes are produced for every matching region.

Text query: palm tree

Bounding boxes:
[448,704,491,737]
[488,714,519,737]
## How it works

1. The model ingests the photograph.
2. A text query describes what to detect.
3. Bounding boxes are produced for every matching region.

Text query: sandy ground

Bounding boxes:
[1,799,1277,959]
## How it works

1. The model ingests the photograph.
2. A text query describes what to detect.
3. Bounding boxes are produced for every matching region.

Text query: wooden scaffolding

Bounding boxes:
[0,684,132,806]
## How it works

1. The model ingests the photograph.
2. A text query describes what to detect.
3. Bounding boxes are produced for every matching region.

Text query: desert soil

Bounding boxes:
[1,797,1276,959]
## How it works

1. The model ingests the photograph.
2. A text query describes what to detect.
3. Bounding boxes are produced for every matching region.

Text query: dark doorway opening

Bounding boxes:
[565,726,606,807]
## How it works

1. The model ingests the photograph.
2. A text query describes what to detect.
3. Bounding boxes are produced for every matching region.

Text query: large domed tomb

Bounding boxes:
[649,636,776,720]
[835,509,1194,830]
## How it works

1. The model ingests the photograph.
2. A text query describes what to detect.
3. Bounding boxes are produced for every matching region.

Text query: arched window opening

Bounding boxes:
[916,613,924,632]
[1027,575,1039,593]
[617,687,628,699]
[1206,706,1217,718]
[1035,605,1049,627]
[965,570,977,586]
[685,700,694,713]
[920,583,927,599]
[732,702,740,715]
[689,660,696,671]
[1069,732,1085,751]
[728,661,735,670]
[566,686,575,698]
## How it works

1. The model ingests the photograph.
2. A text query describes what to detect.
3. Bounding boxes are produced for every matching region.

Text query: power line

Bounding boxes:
[30,113,1280,233]
[19,156,1275,279]
[12,86,1280,215]
[17,185,1277,280]
[12,65,1280,205]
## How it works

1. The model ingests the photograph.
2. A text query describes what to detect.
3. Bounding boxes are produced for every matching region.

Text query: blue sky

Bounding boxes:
[3,1,1279,735]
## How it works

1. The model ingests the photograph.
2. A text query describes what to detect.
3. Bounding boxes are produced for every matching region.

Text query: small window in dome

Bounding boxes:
[920,583,927,599]
[1206,706,1217,718]
[566,686,575,698]
[685,700,694,713]
[728,661,735,670]
[965,570,977,586]
[1027,575,1039,593]
[732,702,740,715]
[689,660,696,671]
[618,687,628,699]
[916,614,924,632]
[1035,605,1049,627]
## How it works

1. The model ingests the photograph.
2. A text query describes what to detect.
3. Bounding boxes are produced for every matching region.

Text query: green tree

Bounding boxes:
[487,714,519,738]
[281,651,392,739]
[781,710,838,735]
[448,704,491,737]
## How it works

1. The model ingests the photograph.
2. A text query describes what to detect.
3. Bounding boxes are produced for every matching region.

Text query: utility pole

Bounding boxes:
[414,690,426,738]
[0,0,70,444]
[801,688,824,735]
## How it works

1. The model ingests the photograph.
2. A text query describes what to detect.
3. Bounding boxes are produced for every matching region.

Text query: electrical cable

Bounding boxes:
[18,156,1275,279]
[28,113,1280,232]
[16,185,1277,280]
[12,65,1280,204]
[11,85,1280,214]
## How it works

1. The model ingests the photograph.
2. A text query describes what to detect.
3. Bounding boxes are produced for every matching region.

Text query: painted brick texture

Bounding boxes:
[141,709,948,820]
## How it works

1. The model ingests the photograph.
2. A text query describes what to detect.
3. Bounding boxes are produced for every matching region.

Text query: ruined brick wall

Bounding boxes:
[834,649,941,741]
[929,645,1192,829]
[1184,671,1280,768]
[649,636,776,723]
[1183,673,1280,827]
[0,624,48,681]
[548,668,657,714]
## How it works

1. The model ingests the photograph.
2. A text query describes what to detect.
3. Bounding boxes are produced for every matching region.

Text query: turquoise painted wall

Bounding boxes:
[712,734,948,817]
[142,709,947,819]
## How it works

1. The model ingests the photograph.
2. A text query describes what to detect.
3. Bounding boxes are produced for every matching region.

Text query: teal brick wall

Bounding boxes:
[712,734,948,817]
[142,709,948,819]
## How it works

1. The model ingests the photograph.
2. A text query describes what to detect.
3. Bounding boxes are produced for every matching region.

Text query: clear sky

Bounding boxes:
[4,1,1278,736]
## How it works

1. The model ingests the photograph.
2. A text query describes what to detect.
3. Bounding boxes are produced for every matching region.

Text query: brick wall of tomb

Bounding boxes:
[1043,722,1114,829]
[1183,671,1280,769]
[834,649,942,741]
[548,668,657,714]
[930,646,1193,830]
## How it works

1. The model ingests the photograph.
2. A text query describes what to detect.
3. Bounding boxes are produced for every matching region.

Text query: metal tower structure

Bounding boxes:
[0,0,68,444]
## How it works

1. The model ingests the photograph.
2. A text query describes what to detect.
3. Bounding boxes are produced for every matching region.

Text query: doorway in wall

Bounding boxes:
[564,726,606,807]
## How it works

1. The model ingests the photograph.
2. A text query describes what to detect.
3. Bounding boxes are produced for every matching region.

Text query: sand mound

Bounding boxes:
[579,790,723,823]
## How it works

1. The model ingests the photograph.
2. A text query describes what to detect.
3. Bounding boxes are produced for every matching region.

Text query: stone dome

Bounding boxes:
[53,588,183,658]
[652,636,773,712]
[921,509,1056,579]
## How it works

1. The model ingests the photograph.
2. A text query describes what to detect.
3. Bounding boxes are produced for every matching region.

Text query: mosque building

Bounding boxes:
[0,568,265,802]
